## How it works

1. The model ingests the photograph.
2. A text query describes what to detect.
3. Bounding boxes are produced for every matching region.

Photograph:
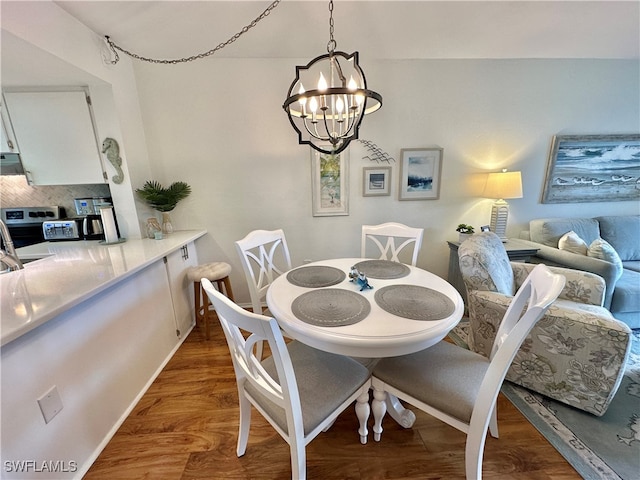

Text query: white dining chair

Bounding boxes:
[235,229,292,315]
[201,280,372,480]
[361,222,424,266]
[370,263,566,480]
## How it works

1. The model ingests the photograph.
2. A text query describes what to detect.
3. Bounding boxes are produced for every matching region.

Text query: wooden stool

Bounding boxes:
[186,262,234,339]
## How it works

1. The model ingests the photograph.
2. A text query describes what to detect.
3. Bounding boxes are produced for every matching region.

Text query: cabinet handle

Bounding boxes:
[182,245,189,260]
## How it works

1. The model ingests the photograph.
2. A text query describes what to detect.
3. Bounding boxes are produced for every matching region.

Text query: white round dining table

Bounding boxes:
[266,258,465,359]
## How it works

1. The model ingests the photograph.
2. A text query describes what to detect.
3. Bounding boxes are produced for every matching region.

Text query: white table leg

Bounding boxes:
[385,393,416,428]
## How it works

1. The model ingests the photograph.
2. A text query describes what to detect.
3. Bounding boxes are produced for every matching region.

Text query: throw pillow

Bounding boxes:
[558,231,588,255]
[588,238,624,270]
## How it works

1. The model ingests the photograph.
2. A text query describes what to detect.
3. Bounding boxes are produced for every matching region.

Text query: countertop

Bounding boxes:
[0,230,206,346]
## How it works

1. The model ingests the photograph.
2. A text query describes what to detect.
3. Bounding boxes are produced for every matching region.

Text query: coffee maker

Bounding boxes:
[83,214,104,240]
[73,197,116,241]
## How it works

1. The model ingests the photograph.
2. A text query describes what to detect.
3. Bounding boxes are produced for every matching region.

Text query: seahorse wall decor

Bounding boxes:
[101,137,124,184]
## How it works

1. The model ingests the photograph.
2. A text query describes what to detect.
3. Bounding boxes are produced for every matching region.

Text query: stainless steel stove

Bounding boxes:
[1,206,64,247]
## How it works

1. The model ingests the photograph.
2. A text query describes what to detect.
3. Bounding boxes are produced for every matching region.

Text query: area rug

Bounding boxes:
[448,321,640,480]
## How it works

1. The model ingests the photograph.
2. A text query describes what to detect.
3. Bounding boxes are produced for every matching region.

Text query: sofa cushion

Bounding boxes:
[587,238,623,271]
[595,215,640,261]
[530,218,600,248]
[622,260,640,273]
[610,269,640,315]
[559,231,588,255]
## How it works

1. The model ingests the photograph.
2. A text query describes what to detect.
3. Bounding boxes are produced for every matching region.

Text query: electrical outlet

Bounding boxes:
[37,386,63,424]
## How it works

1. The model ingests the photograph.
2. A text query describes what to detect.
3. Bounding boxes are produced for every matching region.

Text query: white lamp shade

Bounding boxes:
[484,171,523,200]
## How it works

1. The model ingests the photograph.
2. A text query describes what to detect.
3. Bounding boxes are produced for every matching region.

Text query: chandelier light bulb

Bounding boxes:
[348,76,358,91]
[309,97,318,114]
[317,72,328,92]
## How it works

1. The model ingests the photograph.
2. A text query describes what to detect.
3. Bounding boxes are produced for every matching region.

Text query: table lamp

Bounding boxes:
[483,170,523,241]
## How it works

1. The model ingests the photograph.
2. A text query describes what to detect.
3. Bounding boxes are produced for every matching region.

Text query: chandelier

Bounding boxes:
[282,1,382,155]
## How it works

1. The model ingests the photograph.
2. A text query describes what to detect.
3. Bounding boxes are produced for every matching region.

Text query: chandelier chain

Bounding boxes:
[327,0,337,53]
[104,0,280,65]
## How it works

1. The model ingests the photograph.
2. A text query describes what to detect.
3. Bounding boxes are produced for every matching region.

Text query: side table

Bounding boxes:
[447,238,540,304]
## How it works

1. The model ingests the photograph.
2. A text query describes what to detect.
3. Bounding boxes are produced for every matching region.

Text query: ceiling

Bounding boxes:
[52,1,639,61]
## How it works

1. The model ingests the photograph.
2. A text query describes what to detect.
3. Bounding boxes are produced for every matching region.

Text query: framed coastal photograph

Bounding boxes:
[311,147,349,216]
[363,167,391,197]
[541,134,640,204]
[398,147,443,201]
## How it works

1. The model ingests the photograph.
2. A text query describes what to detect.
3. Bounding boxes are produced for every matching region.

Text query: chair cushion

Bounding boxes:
[558,231,588,255]
[373,341,490,424]
[245,341,370,436]
[458,232,515,295]
[186,262,232,282]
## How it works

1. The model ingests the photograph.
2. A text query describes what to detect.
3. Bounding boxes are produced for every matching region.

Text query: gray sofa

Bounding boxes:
[519,215,640,328]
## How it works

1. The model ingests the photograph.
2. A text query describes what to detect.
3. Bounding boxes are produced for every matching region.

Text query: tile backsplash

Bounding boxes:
[0,175,111,217]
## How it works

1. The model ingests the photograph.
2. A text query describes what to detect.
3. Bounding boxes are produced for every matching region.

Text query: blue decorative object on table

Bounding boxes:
[356,272,373,291]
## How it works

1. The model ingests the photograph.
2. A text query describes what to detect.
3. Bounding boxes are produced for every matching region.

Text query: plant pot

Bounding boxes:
[458,233,473,243]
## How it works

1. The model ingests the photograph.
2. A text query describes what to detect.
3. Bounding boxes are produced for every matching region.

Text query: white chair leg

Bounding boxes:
[290,437,306,480]
[488,405,499,438]
[322,418,336,432]
[236,394,251,456]
[254,340,264,360]
[465,425,488,480]
[371,387,387,442]
[356,389,370,444]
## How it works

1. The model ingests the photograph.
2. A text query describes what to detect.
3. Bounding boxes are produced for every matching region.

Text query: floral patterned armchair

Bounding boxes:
[459,232,632,416]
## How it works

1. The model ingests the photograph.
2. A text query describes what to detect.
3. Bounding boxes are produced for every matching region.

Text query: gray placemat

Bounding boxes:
[354,260,410,279]
[291,288,371,327]
[287,266,346,288]
[374,284,455,321]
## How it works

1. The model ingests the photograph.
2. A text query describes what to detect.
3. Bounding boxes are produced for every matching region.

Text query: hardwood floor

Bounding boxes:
[85,320,581,479]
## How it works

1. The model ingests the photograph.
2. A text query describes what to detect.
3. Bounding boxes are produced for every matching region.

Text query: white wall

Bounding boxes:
[3,2,639,305]
[133,56,640,302]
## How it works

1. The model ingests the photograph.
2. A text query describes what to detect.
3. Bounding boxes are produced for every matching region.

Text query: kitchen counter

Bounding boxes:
[0,230,206,346]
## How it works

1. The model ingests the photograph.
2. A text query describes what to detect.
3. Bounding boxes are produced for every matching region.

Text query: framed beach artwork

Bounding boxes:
[541,134,640,204]
[363,167,391,196]
[311,147,349,216]
[398,147,443,201]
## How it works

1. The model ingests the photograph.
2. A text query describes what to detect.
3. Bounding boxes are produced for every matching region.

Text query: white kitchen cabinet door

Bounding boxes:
[1,99,18,153]
[3,89,106,185]
[164,242,199,338]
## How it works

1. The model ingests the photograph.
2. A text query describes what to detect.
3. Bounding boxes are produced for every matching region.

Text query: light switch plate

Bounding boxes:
[37,386,63,424]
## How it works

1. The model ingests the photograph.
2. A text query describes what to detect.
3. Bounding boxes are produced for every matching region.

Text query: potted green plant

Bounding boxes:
[136,180,191,234]
[456,223,475,243]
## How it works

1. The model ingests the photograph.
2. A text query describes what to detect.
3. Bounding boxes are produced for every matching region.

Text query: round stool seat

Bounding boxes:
[187,262,232,283]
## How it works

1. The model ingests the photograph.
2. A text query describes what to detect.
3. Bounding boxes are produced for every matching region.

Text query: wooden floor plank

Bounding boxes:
[85,321,581,479]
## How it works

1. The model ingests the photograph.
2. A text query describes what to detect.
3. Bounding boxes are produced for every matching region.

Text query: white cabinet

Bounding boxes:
[1,98,18,153]
[164,242,199,337]
[2,88,106,185]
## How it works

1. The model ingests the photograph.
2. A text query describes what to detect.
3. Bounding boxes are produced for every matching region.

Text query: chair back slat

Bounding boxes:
[361,222,424,266]
[235,229,292,314]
